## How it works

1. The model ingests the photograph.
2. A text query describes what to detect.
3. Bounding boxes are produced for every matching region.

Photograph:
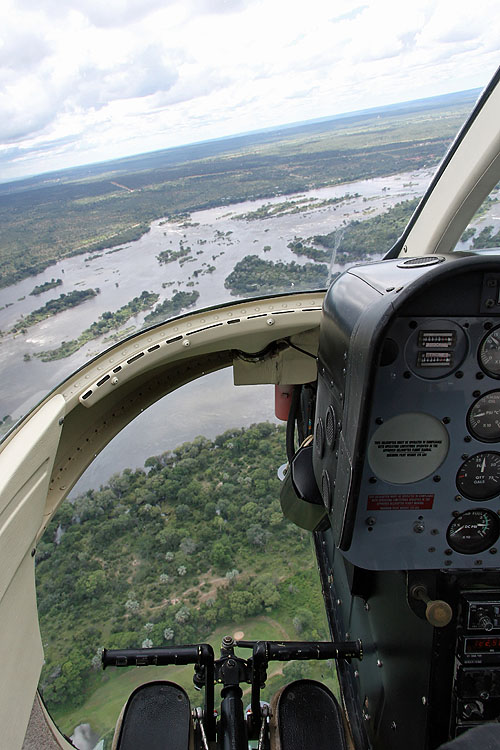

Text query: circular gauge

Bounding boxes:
[447,509,500,554]
[479,327,500,378]
[456,452,500,500]
[468,392,500,442]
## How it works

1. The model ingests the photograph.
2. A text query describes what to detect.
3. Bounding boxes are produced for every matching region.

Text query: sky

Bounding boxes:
[0,0,499,182]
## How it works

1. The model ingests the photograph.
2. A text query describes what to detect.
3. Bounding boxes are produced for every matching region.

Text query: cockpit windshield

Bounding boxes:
[1,3,499,749]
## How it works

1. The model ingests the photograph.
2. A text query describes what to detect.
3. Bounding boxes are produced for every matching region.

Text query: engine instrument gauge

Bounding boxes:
[479,327,500,378]
[467,392,500,442]
[456,452,500,500]
[446,509,500,554]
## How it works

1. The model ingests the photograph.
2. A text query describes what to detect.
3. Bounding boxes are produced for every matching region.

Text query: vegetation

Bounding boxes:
[10,289,98,333]
[35,291,159,361]
[143,291,200,327]
[224,255,328,295]
[460,227,476,243]
[288,237,330,262]
[0,94,473,289]
[35,424,329,740]
[157,244,192,265]
[29,278,63,296]
[472,225,500,249]
[314,198,419,263]
[233,193,359,221]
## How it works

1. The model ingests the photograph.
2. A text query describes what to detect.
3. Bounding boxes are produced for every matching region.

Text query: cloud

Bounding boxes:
[73,45,179,109]
[1,0,498,181]
[0,31,50,72]
[15,0,252,28]
[330,5,368,23]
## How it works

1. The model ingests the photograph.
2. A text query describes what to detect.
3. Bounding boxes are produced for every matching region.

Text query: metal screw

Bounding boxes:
[267,318,275,326]
[364,601,370,611]
[377,660,383,668]
[413,522,425,534]
[183,339,190,347]
[486,299,495,308]
[391,721,397,731]
[422,697,427,705]
[111,377,119,385]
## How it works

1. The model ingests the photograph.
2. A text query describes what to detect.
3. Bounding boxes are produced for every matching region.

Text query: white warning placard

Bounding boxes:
[368,413,449,484]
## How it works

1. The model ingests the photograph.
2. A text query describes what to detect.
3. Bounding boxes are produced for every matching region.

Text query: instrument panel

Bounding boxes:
[314,256,500,570]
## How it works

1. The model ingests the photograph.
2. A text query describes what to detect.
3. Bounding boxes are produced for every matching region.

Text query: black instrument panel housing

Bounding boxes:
[313,254,500,570]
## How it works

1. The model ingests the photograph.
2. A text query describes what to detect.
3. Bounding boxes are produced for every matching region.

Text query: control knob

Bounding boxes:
[462,700,484,720]
[477,611,494,632]
[410,585,453,628]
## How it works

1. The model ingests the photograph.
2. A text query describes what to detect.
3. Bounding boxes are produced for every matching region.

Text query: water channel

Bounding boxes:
[0,169,432,495]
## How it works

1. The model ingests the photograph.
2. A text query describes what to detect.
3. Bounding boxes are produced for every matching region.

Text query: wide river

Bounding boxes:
[0,169,431,494]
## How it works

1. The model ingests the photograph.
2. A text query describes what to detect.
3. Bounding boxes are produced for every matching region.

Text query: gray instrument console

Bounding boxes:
[313,254,500,570]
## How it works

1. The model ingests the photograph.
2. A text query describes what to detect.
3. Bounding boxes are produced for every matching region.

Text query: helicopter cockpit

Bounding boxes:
[2,66,500,750]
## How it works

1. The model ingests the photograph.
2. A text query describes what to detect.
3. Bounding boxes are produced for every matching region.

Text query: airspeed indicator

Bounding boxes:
[456,452,500,500]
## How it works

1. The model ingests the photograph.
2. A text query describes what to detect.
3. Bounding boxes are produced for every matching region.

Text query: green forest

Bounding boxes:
[35,290,159,361]
[224,256,329,295]
[313,198,419,263]
[9,288,99,334]
[36,423,329,743]
[143,290,200,327]
[29,278,63,296]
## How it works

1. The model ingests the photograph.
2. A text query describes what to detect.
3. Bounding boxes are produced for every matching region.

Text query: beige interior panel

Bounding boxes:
[0,553,45,750]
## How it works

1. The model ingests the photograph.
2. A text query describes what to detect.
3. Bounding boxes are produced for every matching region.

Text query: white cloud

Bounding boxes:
[0,0,498,180]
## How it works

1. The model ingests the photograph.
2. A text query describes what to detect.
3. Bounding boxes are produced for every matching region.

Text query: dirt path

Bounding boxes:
[147,571,229,612]
[255,614,291,640]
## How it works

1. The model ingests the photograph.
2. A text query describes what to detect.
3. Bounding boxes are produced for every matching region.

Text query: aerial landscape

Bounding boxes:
[1,0,499,747]
[2,88,500,750]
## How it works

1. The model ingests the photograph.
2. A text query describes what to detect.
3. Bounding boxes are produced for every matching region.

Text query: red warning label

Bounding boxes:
[367,494,434,511]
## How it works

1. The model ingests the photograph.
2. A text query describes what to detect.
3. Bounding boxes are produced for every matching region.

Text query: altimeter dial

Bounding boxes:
[468,392,500,442]
[447,509,500,555]
[456,452,500,500]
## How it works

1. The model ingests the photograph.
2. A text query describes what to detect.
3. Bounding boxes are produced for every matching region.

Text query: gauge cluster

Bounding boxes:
[348,316,500,569]
[314,255,500,570]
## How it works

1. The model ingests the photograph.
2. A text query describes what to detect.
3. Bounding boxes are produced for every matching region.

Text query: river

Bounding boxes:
[0,168,431,495]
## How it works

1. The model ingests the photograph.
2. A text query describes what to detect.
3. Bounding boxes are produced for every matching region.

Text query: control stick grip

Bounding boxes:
[411,584,453,627]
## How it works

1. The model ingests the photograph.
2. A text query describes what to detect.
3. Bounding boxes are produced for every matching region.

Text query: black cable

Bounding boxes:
[286,385,301,463]
[287,341,317,359]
